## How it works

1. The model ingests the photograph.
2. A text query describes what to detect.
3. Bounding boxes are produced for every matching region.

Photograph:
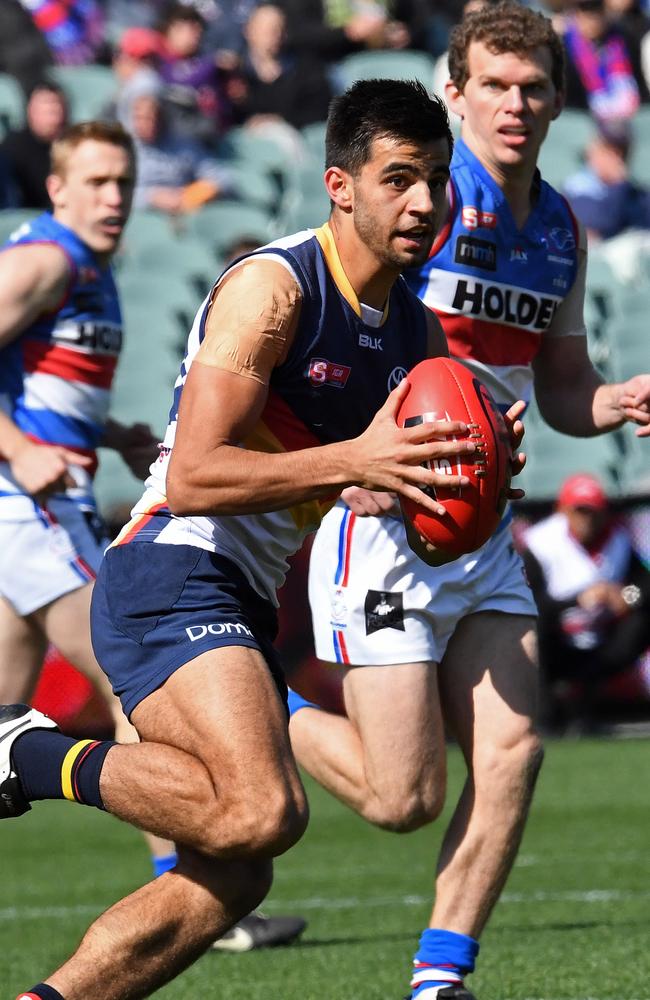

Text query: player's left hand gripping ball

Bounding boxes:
[397,357,513,559]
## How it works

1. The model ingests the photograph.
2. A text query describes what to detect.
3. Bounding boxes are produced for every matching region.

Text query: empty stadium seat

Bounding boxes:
[628,105,650,186]
[0,73,25,135]
[336,50,436,90]
[110,305,183,427]
[280,157,330,231]
[538,109,593,189]
[229,159,281,211]
[50,65,117,123]
[117,270,201,342]
[583,249,619,377]
[119,210,177,258]
[93,447,145,522]
[94,303,184,517]
[300,121,327,162]
[0,208,40,244]
[517,398,626,500]
[219,126,293,175]
[184,200,276,254]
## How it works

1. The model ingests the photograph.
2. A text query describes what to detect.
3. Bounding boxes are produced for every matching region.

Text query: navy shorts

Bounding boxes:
[91,542,286,718]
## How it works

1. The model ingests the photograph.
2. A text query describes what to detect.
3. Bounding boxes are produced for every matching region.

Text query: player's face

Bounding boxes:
[351,135,451,271]
[447,41,563,180]
[48,139,135,260]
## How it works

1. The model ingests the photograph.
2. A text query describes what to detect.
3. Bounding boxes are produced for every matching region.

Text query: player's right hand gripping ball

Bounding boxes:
[397,357,511,559]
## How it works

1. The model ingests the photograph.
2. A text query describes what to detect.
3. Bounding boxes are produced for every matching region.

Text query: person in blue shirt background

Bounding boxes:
[563,119,650,240]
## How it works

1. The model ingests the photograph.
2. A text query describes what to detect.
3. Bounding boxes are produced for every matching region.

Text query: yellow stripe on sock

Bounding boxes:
[61,739,94,802]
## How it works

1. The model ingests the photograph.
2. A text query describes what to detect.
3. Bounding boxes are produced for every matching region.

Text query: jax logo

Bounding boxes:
[308,358,351,388]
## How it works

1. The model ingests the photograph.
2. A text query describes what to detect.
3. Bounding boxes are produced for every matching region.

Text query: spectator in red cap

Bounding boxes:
[106,25,165,127]
[522,473,650,730]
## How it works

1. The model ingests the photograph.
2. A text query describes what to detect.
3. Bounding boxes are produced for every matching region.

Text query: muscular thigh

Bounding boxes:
[439,612,538,759]
[132,644,302,803]
[343,660,446,797]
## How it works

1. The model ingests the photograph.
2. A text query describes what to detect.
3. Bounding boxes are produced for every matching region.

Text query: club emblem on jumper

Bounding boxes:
[548,227,575,251]
[387,366,408,392]
[364,590,405,635]
[330,589,348,628]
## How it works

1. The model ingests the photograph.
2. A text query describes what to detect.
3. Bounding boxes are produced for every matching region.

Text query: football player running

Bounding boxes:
[2,80,500,1000]
[0,119,305,957]
[299,5,650,999]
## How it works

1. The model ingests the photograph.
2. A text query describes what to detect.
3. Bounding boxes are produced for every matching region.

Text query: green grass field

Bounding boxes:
[2,737,649,1000]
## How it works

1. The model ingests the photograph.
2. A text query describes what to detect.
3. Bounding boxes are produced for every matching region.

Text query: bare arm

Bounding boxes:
[0,243,71,349]
[167,359,474,517]
[533,333,650,436]
[166,261,475,518]
[102,417,159,480]
[534,230,650,437]
[0,244,95,501]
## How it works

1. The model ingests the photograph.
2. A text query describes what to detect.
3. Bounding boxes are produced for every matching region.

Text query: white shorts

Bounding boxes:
[309,502,537,666]
[0,496,107,617]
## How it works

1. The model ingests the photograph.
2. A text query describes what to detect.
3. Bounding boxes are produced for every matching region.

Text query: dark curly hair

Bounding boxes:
[448,1,565,94]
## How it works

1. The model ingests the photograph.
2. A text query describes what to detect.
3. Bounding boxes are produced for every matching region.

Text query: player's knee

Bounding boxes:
[203,784,309,858]
[248,785,309,855]
[370,783,446,833]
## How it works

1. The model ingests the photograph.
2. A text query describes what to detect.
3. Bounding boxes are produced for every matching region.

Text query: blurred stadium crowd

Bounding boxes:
[0,0,648,725]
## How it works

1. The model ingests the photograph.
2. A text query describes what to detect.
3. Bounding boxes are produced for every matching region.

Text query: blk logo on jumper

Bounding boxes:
[359,332,383,350]
[455,236,497,271]
[364,590,405,635]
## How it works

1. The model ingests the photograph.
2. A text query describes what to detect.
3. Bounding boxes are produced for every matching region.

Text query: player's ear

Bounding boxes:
[445,79,465,119]
[46,172,65,209]
[324,166,353,211]
[551,86,565,121]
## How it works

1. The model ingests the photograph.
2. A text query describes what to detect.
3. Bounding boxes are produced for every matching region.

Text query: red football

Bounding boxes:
[397,357,511,559]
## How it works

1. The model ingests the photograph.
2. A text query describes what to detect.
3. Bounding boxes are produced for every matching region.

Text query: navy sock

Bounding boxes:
[153,851,178,877]
[16,986,65,1000]
[410,928,479,997]
[12,730,115,809]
